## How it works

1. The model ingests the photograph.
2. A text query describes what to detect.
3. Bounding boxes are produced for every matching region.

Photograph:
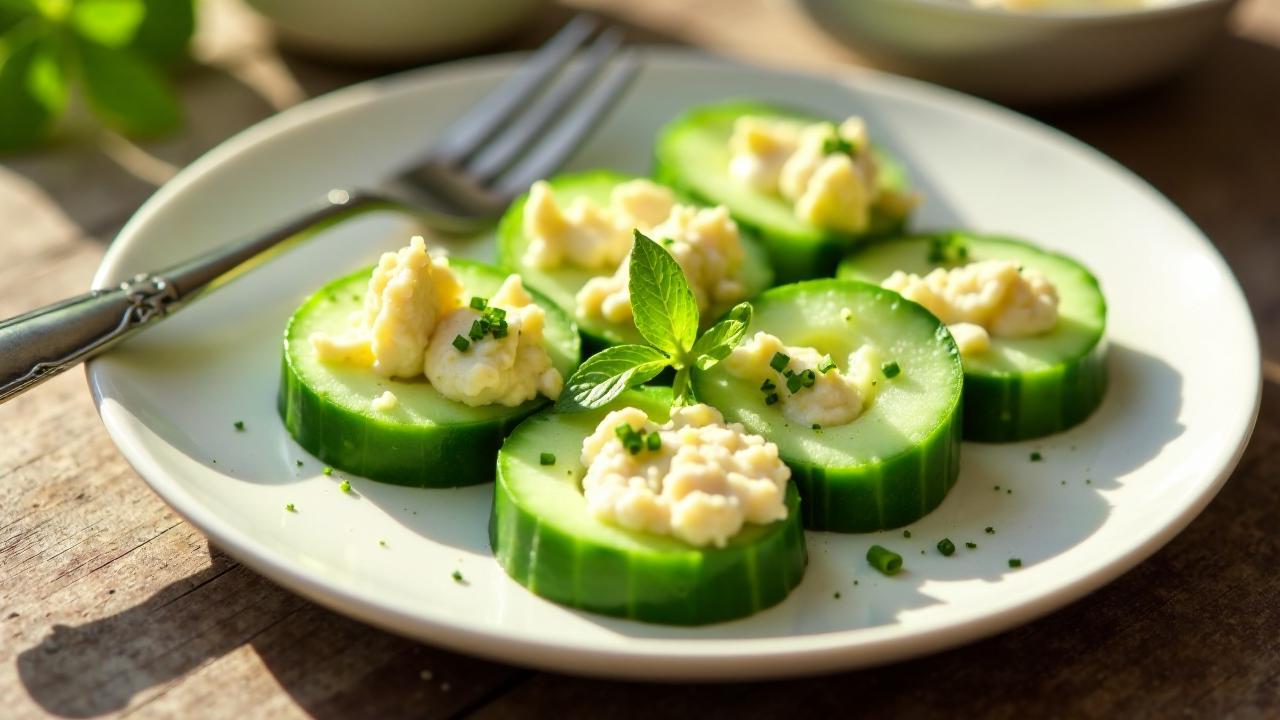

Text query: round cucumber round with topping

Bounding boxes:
[491,386,807,625]
[837,233,1107,442]
[496,169,774,351]
[692,280,964,533]
[278,260,581,487]
[653,100,915,284]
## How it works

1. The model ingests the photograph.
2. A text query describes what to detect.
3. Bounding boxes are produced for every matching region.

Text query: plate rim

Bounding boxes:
[85,48,1262,680]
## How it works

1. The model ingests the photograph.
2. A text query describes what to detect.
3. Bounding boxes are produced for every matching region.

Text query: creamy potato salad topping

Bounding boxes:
[576,204,747,325]
[310,237,561,407]
[882,259,1059,356]
[522,179,676,270]
[725,332,881,428]
[580,403,790,548]
[729,115,916,233]
[310,236,463,378]
[425,274,563,407]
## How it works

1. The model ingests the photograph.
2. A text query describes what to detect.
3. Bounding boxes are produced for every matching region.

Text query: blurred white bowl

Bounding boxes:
[245,0,550,64]
[795,0,1238,103]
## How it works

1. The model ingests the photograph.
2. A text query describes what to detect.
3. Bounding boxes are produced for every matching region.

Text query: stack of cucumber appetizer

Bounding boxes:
[278,99,1108,626]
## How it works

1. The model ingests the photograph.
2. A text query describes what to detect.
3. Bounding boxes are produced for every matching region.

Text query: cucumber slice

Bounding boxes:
[491,387,807,625]
[692,280,964,532]
[279,260,581,487]
[653,100,914,283]
[837,233,1108,442]
[496,169,774,351]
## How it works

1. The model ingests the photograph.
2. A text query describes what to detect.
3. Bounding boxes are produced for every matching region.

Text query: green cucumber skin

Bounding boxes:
[278,359,522,487]
[837,232,1108,442]
[279,261,580,488]
[789,397,962,532]
[490,389,808,626]
[653,100,913,284]
[692,279,965,533]
[961,337,1108,442]
[496,169,775,350]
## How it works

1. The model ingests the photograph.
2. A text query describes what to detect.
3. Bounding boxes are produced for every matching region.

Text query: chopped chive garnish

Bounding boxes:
[764,393,779,405]
[786,374,804,393]
[1030,451,1043,462]
[295,460,303,468]
[452,335,470,352]
[800,369,816,387]
[760,378,776,392]
[811,423,821,431]
[323,466,333,476]
[903,530,912,538]
[866,545,903,576]
[646,432,662,451]
[821,134,856,157]
[769,352,790,372]
[451,570,465,584]
[965,542,977,549]
[985,526,995,534]
[469,318,487,341]
[783,368,795,378]
[339,480,352,494]
[881,360,901,379]
[488,306,506,320]
[470,296,487,310]
[818,355,837,373]
[492,322,509,339]
[284,503,296,513]
[539,453,556,466]
[937,538,956,556]
[233,420,245,431]
[1008,558,1022,568]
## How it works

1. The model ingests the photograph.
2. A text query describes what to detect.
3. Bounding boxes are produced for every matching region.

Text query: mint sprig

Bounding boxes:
[0,0,194,152]
[556,230,754,412]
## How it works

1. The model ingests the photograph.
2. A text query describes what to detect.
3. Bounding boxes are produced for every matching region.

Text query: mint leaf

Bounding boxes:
[690,302,752,370]
[556,344,670,412]
[0,26,62,151]
[75,36,180,136]
[671,365,693,407]
[127,0,194,64]
[71,0,145,47]
[628,230,699,359]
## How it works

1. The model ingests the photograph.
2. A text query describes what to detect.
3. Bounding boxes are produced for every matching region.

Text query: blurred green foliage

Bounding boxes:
[0,0,195,151]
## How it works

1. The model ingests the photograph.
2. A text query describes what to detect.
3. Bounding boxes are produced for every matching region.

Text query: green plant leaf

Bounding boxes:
[0,0,38,33]
[0,25,64,151]
[555,344,671,412]
[671,365,694,407]
[75,35,179,136]
[70,0,144,47]
[126,0,193,64]
[690,302,752,371]
[627,230,699,359]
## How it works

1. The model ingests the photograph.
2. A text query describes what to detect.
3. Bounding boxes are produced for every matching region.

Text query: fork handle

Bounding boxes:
[0,189,375,405]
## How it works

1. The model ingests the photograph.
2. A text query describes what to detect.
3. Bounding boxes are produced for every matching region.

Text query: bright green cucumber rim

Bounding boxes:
[283,257,582,428]
[699,277,965,464]
[840,231,1108,380]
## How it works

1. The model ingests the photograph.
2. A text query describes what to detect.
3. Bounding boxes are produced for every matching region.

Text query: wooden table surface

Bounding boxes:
[3,0,1278,717]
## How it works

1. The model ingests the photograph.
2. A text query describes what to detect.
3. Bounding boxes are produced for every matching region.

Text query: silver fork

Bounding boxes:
[0,16,637,404]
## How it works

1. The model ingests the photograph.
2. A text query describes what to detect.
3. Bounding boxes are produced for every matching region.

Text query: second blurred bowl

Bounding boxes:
[795,0,1238,104]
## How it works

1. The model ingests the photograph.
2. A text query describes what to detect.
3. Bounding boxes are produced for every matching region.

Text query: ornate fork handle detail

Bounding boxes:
[0,190,379,405]
[121,273,181,327]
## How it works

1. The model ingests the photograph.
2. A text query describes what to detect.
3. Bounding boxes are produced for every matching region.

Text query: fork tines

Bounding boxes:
[415,15,639,213]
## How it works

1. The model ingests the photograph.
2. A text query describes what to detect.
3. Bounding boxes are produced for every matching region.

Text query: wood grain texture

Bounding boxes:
[1,0,1277,718]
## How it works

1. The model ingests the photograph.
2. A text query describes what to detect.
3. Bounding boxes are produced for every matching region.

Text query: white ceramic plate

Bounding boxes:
[87,50,1260,680]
